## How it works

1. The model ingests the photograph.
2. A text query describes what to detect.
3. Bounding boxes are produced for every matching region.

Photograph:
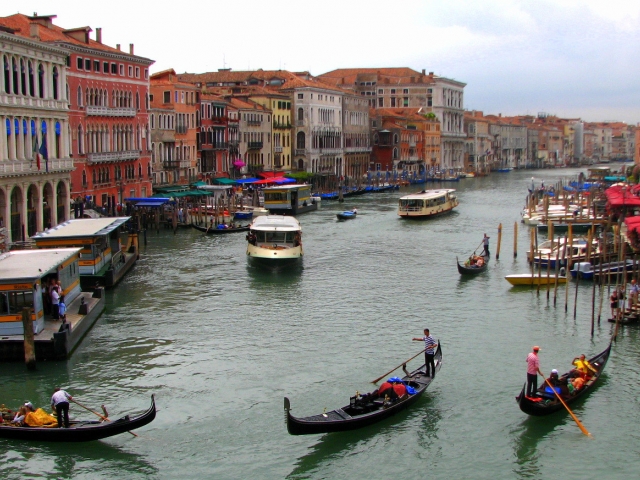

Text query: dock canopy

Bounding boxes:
[253,177,295,185]
[212,178,237,185]
[235,178,260,184]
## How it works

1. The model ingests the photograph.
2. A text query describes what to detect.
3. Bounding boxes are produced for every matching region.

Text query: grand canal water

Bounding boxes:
[2,166,639,479]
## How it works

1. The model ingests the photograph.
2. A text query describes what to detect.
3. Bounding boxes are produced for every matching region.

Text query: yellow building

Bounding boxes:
[245,93,292,173]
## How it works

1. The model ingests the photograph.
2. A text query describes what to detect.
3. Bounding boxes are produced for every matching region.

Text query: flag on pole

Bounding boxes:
[39,133,48,172]
[33,137,41,171]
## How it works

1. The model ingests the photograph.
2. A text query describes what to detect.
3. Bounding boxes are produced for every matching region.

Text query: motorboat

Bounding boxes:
[505,274,567,286]
[570,260,634,281]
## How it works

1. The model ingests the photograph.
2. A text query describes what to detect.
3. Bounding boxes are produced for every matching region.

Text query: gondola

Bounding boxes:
[336,211,357,220]
[456,254,488,275]
[284,344,442,435]
[192,223,250,234]
[516,343,611,416]
[0,395,156,442]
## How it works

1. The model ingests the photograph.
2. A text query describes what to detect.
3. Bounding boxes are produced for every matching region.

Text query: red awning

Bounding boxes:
[605,185,640,208]
[257,171,284,179]
[252,176,294,185]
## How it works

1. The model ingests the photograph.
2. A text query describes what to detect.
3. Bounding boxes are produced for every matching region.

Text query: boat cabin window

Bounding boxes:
[0,290,34,315]
[264,192,288,202]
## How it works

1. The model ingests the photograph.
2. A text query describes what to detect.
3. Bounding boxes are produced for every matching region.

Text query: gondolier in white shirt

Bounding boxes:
[51,387,73,428]
[412,328,438,378]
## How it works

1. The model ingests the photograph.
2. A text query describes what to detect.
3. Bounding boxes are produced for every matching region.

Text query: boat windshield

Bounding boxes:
[256,231,291,243]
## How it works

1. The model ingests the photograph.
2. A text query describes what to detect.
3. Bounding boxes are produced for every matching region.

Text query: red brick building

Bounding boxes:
[4,14,155,212]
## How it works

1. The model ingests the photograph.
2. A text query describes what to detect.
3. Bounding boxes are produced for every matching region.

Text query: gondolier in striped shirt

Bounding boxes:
[413,328,438,378]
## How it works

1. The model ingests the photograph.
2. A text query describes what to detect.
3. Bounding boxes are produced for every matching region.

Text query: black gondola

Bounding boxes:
[516,343,611,416]
[192,224,250,234]
[456,254,489,275]
[0,395,156,442]
[284,344,442,435]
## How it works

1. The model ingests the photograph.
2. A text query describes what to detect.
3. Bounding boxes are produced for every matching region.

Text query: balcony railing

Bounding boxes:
[86,105,137,117]
[162,161,180,169]
[409,140,417,147]
[248,142,263,150]
[0,158,74,175]
[273,122,292,129]
[319,148,342,155]
[296,120,305,127]
[344,146,372,153]
[294,149,307,156]
[212,116,228,123]
[87,150,141,164]
[274,146,283,153]
[247,120,261,126]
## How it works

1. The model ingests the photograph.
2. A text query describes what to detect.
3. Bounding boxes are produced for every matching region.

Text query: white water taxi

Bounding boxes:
[246,215,303,268]
[398,189,458,219]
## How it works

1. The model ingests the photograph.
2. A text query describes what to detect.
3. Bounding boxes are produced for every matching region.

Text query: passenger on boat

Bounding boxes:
[352,208,358,214]
[570,354,597,378]
[570,376,585,392]
[11,402,34,425]
[246,232,257,246]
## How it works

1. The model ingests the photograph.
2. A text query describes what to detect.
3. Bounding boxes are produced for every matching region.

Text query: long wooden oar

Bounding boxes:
[542,376,592,437]
[472,239,484,255]
[372,349,425,384]
[71,398,138,437]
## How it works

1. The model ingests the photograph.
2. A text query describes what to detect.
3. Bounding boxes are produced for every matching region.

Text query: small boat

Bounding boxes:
[0,395,156,442]
[233,210,253,220]
[516,343,611,416]
[496,168,513,172]
[532,238,597,269]
[505,274,567,286]
[398,189,458,219]
[336,210,357,220]
[192,223,250,234]
[457,254,488,275]
[570,260,634,281]
[246,215,303,268]
[284,344,442,435]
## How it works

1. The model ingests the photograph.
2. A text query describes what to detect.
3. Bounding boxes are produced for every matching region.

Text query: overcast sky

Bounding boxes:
[5,0,640,124]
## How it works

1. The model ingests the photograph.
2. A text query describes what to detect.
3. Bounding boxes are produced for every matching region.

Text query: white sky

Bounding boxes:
[5,0,640,123]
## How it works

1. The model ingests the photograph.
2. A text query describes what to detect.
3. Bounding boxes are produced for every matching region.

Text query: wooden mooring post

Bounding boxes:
[22,307,36,370]
[496,223,502,260]
[513,222,517,258]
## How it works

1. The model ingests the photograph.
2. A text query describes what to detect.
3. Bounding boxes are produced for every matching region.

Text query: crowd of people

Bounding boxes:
[609,278,640,318]
[42,278,67,322]
[0,388,72,428]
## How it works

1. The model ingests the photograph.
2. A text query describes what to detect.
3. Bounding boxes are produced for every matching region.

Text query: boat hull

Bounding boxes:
[457,255,489,275]
[192,224,250,234]
[0,395,156,441]
[336,212,357,220]
[285,345,442,435]
[505,274,567,285]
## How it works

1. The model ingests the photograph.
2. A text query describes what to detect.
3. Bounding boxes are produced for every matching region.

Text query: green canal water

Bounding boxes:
[2,167,639,479]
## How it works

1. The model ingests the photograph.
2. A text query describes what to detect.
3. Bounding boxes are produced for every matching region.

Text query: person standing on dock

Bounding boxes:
[50,283,60,320]
[483,233,490,257]
[526,346,544,397]
[412,328,438,378]
[628,279,639,311]
[51,388,73,428]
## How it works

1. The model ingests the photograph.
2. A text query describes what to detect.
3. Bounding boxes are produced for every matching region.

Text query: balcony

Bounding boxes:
[274,146,283,153]
[87,150,141,165]
[175,125,187,135]
[212,116,228,123]
[294,149,307,156]
[409,140,417,147]
[0,158,74,175]
[162,161,180,169]
[319,148,342,155]
[248,142,263,150]
[0,93,67,111]
[296,120,305,127]
[273,121,292,129]
[86,105,137,117]
[247,120,261,126]
[344,146,372,153]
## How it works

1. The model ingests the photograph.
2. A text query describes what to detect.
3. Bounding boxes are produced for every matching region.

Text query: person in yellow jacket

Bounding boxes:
[571,354,597,378]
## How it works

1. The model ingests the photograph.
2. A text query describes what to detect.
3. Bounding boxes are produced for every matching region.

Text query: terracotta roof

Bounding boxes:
[319,67,433,87]
[0,13,152,62]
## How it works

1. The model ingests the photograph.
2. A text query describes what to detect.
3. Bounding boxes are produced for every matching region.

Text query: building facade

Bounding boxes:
[0,21,73,246]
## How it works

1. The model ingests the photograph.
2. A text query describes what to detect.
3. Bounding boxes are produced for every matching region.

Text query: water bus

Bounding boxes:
[398,189,458,219]
[263,185,317,215]
[246,216,303,268]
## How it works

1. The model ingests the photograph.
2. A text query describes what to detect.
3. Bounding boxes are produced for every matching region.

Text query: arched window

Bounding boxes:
[393,133,399,144]
[297,108,304,122]
[78,125,84,155]
[393,148,398,160]
[20,59,26,96]
[3,56,9,94]
[12,57,18,94]
[77,86,82,107]
[82,170,87,187]
[37,63,44,98]
[296,131,305,149]
[52,66,59,100]
[136,92,140,110]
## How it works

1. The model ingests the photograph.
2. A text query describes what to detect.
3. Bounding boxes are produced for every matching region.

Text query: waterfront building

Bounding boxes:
[198,92,231,179]
[485,115,528,169]
[0,18,73,247]
[342,92,371,179]
[464,111,491,172]
[227,97,271,177]
[149,69,198,186]
[2,14,155,213]
[319,68,466,171]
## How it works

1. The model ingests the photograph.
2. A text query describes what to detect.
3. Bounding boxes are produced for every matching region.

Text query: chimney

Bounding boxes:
[129,43,134,55]
[116,44,121,51]
[429,72,434,76]
[96,27,102,43]
[422,69,426,75]
[29,22,40,39]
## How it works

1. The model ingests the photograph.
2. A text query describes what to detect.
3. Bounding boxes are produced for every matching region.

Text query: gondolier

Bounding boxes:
[526,346,544,397]
[413,329,438,378]
[483,233,490,256]
[51,387,73,428]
